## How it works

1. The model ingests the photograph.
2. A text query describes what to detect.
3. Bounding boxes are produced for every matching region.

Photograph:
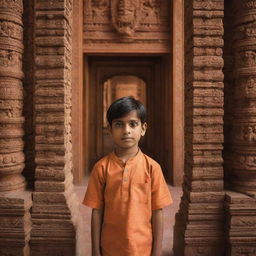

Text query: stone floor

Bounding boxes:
[75,177,182,255]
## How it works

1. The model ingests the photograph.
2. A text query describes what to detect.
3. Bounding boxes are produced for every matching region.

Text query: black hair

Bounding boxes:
[107,96,147,126]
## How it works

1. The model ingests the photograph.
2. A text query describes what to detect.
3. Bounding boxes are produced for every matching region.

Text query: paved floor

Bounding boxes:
[75,178,182,255]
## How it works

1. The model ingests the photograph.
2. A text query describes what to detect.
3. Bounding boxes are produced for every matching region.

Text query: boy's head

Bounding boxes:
[107,96,146,127]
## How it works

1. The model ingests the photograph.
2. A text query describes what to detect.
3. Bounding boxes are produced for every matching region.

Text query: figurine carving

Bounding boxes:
[111,0,142,36]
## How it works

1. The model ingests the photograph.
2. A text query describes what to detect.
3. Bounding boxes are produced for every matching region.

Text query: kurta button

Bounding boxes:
[123,177,128,182]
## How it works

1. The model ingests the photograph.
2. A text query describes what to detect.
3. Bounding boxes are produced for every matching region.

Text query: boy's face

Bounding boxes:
[109,110,147,150]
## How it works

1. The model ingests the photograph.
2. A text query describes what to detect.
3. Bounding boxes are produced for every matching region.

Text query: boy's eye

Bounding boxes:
[129,121,139,128]
[113,121,123,128]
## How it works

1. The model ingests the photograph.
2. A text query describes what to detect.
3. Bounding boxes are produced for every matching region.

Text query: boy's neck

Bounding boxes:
[114,146,139,163]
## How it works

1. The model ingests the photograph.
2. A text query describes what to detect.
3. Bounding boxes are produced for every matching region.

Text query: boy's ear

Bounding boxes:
[141,122,147,136]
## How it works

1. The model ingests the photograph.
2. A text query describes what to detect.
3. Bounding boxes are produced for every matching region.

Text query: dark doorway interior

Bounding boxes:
[84,55,173,183]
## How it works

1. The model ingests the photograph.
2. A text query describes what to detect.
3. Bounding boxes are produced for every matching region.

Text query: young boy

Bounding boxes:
[83,97,172,256]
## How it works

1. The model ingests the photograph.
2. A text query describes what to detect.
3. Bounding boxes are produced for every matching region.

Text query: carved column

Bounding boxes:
[30,0,82,255]
[0,0,25,193]
[228,0,256,197]
[0,0,32,255]
[224,1,256,255]
[173,0,225,255]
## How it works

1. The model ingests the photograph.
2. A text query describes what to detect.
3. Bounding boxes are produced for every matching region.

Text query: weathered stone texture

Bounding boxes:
[30,0,81,255]
[0,0,25,193]
[0,2,32,255]
[0,192,32,256]
[224,0,256,197]
[173,0,225,255]
[225,191,256,256]
[224,1,256,255]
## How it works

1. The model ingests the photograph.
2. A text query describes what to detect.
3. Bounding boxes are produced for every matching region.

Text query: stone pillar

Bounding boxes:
[173,0,225,255]
[227,0,256,197]
[224,1,256,255]
[30,0,82,255]
[0,0,32,255]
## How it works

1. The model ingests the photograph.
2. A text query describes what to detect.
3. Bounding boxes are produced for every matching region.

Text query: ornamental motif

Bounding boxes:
[111,0,143,36]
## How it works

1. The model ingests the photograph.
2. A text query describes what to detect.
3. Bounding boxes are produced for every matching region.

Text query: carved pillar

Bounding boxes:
[173,0,225,255]
[0,0,25,193]
[30,0,82,255]
[224,1,256,255]
[0,0,32,255]
[227,0,256,197]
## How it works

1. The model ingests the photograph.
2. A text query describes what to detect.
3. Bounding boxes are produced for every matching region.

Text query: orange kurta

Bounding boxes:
[83,150,172,256]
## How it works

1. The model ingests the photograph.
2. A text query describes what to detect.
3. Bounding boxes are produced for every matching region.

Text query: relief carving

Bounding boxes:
[141,0,159,25]
[236,51,256,67]
[235,77,256,98]
[91,0,110,20]
[111,0,142,36]
[235,154,256,168]
[0,50,21,68]
[233,125,256,142]
[241,0,256,9]
[0,21,22,39]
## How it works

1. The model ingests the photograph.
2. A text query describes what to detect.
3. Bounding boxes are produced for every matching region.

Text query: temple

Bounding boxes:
[0,0,256,255]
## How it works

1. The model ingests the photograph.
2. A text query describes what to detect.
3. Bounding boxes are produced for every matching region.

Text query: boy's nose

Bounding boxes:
[123,124,131,134]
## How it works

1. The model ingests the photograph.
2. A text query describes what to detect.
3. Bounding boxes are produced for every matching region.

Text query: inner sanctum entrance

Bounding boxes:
[84,56,174,183]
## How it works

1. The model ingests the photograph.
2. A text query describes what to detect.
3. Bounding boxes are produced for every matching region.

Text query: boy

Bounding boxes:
[83,97,172,256]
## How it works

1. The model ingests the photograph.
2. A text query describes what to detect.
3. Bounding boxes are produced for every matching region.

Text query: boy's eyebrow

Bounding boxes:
[113,118,140,122]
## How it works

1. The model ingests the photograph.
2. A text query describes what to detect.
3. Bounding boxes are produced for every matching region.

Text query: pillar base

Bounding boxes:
[30,183,83,256]
[0,191,32,256]
[225,191,256,256]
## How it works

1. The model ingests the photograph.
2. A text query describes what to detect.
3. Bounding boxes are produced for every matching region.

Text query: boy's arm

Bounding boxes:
[91,208,104,256]
[151,208,163,256]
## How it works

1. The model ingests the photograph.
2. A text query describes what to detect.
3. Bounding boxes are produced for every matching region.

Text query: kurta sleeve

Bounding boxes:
[151,163,173,210]
[83,163,105,209]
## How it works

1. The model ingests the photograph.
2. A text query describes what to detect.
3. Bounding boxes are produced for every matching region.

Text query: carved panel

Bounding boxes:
[83,0,170,53]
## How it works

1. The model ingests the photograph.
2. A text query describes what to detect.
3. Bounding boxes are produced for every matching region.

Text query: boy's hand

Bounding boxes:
[151,209,163,256]
[91,208,103,256]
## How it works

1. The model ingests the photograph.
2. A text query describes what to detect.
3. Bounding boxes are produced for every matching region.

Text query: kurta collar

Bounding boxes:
[110,148,142,167]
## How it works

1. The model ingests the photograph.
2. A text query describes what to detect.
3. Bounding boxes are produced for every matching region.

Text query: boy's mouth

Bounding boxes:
[121,137,133,141]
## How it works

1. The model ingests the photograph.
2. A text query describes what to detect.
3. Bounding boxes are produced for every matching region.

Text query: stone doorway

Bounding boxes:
[84,55,174,183]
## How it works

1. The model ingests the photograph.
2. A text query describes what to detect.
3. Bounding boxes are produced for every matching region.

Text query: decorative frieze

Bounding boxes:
[173,0,225,255]
[83,0,171,53]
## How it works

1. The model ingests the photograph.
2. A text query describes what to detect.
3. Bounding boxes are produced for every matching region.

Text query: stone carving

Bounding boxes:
[236,51,256,67]
[233,125,256,142]
[91,0,109,20]
[141,0,159,25]
[111,0,142,36]
[84,0,169,52]
[0,21,23,38]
